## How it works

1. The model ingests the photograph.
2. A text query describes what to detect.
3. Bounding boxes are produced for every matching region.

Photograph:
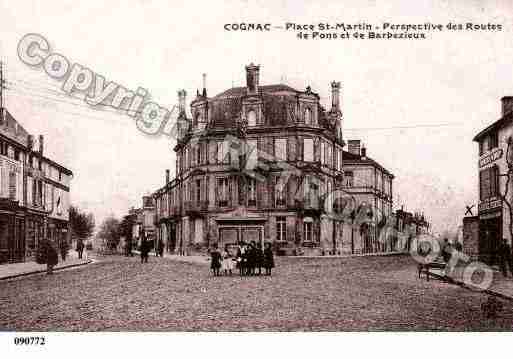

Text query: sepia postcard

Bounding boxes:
[1,0,512,358]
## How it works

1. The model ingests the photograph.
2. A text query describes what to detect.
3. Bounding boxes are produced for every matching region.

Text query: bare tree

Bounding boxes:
[497,137,513,254]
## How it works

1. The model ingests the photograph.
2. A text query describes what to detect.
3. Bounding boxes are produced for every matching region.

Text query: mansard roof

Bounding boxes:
[208,84,325,130]
[213,84,300,99]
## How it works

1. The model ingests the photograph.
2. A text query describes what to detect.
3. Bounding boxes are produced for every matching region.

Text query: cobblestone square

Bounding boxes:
[1,255,512,331]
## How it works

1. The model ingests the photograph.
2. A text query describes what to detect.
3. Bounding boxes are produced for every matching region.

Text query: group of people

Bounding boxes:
[210,241,274,277]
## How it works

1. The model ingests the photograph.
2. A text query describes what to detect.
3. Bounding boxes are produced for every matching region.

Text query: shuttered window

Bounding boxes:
[8,172,16,200]
[479,166,499,201]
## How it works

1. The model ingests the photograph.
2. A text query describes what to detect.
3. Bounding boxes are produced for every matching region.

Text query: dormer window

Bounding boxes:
[247,110,256,127]
[195,112,205,130]
[304,108,312,126]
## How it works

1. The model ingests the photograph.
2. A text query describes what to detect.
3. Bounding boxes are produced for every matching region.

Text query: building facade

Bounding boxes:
[154,63,345,255]
[473,96,513,265]
[341,140,394,254]
[130,195,156,250]
[0,108,72,264]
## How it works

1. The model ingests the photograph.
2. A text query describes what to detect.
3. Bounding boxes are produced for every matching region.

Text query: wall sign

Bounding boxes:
[479,148,503,168]
[478,198,502,213]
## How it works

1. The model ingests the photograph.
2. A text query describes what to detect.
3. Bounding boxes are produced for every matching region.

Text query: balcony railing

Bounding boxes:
[184,200,209,216]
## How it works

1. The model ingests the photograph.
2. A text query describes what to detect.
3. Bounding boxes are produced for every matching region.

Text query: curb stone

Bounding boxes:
[427,269,513,302]
[0,259,94,281]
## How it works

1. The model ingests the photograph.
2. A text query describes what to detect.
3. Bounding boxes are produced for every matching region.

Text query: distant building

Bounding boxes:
[472,96,513,265]
[341,141,394,254]
[129,195,156,250]
[392,208,430,252]
[0,108,72,264]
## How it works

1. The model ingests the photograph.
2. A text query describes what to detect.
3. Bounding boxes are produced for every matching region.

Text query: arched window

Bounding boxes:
[247,110,256,127]
[304,108,312,125]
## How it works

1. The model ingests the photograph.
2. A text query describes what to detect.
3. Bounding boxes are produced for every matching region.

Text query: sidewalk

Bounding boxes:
[133,250,209,266]
[429,266,513,301]
[0,250,93,281]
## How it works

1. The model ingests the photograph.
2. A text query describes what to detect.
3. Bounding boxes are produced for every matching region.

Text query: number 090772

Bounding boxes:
[14,337,46,345]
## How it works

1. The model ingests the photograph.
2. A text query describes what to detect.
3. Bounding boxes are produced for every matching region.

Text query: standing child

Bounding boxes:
[263,242,274,276]
[221,244,234,276]
[210,244,222,276]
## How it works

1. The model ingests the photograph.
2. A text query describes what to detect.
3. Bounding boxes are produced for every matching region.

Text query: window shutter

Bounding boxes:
[298,137,303,161]
[257,180,263,208]
[215,178,219,205]
[267,137,274,158]
[257,138,264,158]
[287,176,296,207]
[230,177,236,206]
[269,176,275,208]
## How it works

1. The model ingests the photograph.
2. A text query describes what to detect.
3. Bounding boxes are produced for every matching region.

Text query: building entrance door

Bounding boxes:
[479,213,502,265]
[218,225,263,250]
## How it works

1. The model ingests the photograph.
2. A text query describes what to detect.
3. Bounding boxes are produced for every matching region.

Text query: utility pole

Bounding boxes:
[0,61,4,111]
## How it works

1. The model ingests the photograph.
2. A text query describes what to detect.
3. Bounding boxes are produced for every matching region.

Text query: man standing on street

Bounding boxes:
[498,238,513,277]
[76,239,84,259]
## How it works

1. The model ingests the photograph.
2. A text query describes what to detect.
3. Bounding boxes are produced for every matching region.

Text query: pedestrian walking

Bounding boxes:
[46,240,58,275]
[221,244,234,276]
[498,238,513,277]
[263,242,274,276]
[441,238,452,263]
[158,239,164,257]
[140,240,150,263]
[60,240,69,261]
[76,239,84,259]
[210,243,222,276]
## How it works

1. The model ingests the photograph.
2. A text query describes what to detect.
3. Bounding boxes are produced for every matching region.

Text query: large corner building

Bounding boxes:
[154,64,347,255]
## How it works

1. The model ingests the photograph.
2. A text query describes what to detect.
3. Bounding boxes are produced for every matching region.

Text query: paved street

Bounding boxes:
[0,254,512,331]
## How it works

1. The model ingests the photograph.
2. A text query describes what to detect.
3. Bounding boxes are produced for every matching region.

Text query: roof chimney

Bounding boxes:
[27,135,34,150]
[177,90,186,114]
[501,96,513,117]
[361,144,367,158]
[331,81,341,110]
[245,63,260,96]
[202,73,207,97]
[347,140,361,156]
[166,169,170,184]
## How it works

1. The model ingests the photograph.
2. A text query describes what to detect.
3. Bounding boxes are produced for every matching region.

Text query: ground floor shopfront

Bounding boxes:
[478,205,503,266]
[0,205,70,264]
[154,206,393,256]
